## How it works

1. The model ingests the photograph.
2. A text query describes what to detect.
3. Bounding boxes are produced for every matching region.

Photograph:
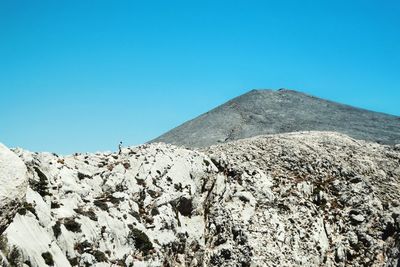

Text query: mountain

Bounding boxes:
[1,132,399,266]
[151,89,400,147]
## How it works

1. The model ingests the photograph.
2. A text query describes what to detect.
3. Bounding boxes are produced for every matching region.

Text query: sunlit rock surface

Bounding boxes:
[0,143,28,235]
[1,132,399,266]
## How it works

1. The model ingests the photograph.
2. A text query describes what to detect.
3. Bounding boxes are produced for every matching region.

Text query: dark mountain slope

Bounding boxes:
[151,89,400,147]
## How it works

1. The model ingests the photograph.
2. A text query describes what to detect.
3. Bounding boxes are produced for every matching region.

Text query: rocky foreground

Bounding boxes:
[0,132,399,266]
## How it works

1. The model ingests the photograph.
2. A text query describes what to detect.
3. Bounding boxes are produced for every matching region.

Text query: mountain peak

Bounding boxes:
[151,89,400,147]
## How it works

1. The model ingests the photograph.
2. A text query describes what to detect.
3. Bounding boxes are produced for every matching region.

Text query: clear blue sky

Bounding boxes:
[1,0,399,154]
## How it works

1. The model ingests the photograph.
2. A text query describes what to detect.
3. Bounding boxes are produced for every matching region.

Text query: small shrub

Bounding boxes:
[74,240,91,254]
[77,172,91,180]
[113,259,127,266]
[151,207,160,216]
[94,193,123,211]
[382,222,396,241]
[92,250,108,262]
[123,162,131,170]
[67,257,78,266]
[147,190,159,198]
[17,207,27,216]
[30,167,52,197]
[107,194,123,205]
[0,235,8,254]
[128,227,153,254]
[107,164,114,171]
[94,200,109,212]
[177,197,193,217]
[41,251,54,266]
[115,183,126,192]
[101,226,107,235]
[63,218,81,233]
[203,159,211,166]
[50,202,60,209]
[129,211,141,221]
[52,221,62,238]
[8,246,21,266]
[0,240,23,267]
[18,202,38,219]
[74,208,98,221]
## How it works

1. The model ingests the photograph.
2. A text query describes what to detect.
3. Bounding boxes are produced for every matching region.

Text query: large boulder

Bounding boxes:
[0,143,28,234]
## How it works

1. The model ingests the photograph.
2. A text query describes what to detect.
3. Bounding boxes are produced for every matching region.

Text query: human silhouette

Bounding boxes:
[118,141,123,155]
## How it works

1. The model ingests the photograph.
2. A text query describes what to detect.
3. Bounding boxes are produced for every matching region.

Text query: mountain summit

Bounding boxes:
[151,89,400,147]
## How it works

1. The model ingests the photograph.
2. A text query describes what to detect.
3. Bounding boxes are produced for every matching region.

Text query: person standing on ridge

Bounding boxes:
[118,141,123,155]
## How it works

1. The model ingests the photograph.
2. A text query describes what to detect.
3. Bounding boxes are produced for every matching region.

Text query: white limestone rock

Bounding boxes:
[1,132,399,266]
[0,143,28,234]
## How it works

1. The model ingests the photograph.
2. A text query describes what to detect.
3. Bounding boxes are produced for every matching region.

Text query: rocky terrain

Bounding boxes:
[0,131,399,266]
[0,144,28,235]
[152,89,400,147]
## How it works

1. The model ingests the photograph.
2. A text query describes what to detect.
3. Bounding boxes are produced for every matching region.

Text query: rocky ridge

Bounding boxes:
[0,132,399,266]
